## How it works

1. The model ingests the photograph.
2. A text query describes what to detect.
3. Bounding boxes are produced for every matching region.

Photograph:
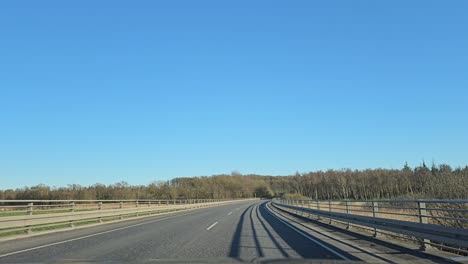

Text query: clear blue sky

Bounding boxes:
[1,1,467,189]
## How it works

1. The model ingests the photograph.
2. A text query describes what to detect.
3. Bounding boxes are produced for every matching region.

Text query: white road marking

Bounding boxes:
[451,256,468,261]
[206,222,218,231]
[227,212,232,215]
[270,205,397,263]
[265,203,349,261]
[0,211,197,259]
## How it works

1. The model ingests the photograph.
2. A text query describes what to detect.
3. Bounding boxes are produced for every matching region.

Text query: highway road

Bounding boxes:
[0,200,457,263]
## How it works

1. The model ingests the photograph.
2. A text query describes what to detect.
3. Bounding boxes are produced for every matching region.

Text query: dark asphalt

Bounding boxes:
[0,200,348,263]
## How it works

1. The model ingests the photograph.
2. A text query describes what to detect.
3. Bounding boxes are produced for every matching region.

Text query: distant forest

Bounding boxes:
[1,163,467,200]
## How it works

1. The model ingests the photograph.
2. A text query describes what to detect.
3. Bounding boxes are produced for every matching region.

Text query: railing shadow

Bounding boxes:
[250,203,264,258]
[228,203,256,258]
[258,202,358,260]
[271,202,455,264]
[255,204,290,258]
[229,202,290,259]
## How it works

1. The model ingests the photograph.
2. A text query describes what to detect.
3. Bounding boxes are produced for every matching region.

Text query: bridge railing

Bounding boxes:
[271,198,468,254]
[0,199,247,236]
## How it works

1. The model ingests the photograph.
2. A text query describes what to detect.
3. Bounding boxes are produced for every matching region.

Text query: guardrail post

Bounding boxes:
[25,202,33,234]
[372,201,378,237]
[417,201,431,250]
[148,200,151,207]
[317,200,321,220]
[328,200,332,224]
[69,202,75,228]
[120,201,124,220]
[27,202,33,216]
[26,225,32,234]
[345,200,351,230]
[98,202,103,223]
[136,201,139,217]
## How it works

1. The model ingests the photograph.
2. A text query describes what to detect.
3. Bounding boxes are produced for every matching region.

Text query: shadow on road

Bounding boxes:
[270,203,454,264]
[258,202,355,260]
[228,203,256,258]
[255,205,290,258]
[228,201,357,260]
[250,203,264,258]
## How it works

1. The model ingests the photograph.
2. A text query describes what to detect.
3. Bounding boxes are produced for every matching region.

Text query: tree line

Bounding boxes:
[1,163,467,200]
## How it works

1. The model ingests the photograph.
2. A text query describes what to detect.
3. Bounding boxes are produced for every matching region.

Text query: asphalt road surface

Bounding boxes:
[0,200,457,263]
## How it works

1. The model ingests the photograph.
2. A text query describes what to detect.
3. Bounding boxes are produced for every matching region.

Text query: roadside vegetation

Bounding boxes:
[1,163,467,200]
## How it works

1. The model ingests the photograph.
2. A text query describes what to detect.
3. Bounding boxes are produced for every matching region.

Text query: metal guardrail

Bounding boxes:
[0,199,248,235]
[272,199,468,254]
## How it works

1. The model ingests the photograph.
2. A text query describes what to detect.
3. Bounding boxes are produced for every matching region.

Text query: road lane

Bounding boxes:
[0,201,255,262]
[0,200,384,263]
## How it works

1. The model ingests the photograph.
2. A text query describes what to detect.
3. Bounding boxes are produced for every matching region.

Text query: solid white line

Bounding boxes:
[206,222,218,231]
[265,203,349,261]
[269,205,397,263]
[0,211,196,259]
[227,212,232,215]
[451,256,468,261]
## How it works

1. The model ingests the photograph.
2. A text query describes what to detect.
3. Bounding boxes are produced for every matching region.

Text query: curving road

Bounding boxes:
[0,200,455,263]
